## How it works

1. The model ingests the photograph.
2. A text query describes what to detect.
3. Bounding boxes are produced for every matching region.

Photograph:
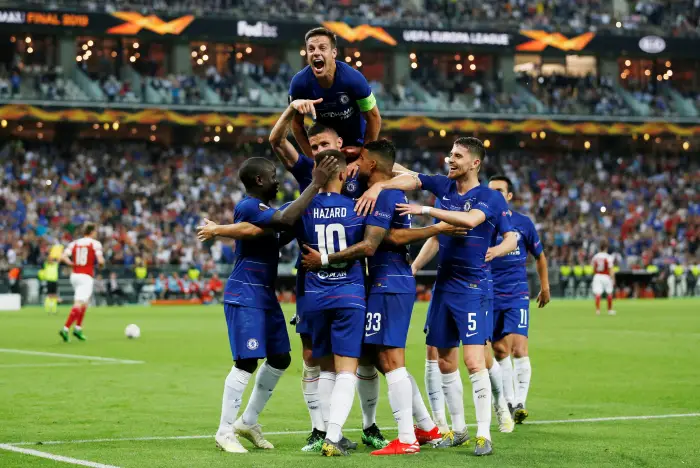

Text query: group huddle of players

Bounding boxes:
[194,27,552,458]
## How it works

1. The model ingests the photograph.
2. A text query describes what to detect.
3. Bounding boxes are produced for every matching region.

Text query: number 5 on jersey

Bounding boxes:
[315,223,348,268]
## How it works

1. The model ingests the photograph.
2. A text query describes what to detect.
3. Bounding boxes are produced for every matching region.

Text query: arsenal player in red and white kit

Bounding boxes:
[591,240,615,316]
[59,223,105,341]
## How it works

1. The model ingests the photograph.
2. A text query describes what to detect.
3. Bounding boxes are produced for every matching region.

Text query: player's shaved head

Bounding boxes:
[304,27,337,48]
[307,123,338,139]
[364,139,396,174]
[239,157,275,191]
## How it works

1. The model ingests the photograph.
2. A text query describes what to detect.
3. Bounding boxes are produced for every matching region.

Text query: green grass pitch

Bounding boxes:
[1,299,699,467]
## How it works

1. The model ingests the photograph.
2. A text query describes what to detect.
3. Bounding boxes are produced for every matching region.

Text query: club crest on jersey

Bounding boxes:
[464,200,472,212]
[515,231,522,241]
[338,93,350,104]
[246,338,259,350]
[345,181,357,193]
[258,203,269,211]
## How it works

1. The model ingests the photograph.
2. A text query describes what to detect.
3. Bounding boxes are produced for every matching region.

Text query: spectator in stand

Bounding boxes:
[107,271,127,305]
[103,76,119,102]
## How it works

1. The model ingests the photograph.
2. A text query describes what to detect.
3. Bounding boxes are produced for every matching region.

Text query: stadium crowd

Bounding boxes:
[1,139,697,280]
[18,0,700,36]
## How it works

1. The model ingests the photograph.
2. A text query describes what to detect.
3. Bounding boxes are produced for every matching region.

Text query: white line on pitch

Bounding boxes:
[0,362,128,369]
[0,444,120,468]
[7,413,699,447]
[0,348,144,364]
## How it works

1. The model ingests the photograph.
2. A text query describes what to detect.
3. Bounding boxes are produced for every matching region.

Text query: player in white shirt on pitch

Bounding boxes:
[591,240,615,316]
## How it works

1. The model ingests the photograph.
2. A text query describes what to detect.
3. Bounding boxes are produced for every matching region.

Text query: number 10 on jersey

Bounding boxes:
[315,224,347,268]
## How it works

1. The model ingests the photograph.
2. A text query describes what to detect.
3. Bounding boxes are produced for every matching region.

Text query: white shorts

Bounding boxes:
[70,273,94,303]
[592,274,613,296]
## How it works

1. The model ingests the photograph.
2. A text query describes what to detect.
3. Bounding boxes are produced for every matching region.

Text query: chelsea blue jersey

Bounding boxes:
[289,60,376,148]
[294,192,367,312]
[418,174,513,295]
[366,189,414,295]
[224,197,281,310]
[491,211,543,306]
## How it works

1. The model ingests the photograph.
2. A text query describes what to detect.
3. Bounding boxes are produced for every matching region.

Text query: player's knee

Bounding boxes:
[512,343,528,358]
[267,353,291,371]
[492,340,510,360]
[235,358,258,374]
[464,355,483,374]
[437,355,458,374]
[377,348,404,373]
[426,345,439,361]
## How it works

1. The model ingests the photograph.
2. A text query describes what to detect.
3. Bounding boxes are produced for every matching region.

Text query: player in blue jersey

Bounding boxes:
[209,155,337,454]
[355,137,517,456]
[289,27,381,159]
[269,103,411,451]
[487,175,551,425]
[286,149,369,457]
[301,140,466,455]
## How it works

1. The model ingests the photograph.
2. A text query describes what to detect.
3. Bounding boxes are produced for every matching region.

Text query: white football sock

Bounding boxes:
[217,366,251,436]
[241,362,285,426]
[356,365,379,430]
[408,373,435,431]
[425,359,447,428]
[301,363,324,431]
[441,369,466,433]
[469,369,492,440]
[326,372,357,443]
[513,356,532,406]
[498,357,515,406]
[319,371,336,429]
[488,359,508,412]
[386,367,417,444]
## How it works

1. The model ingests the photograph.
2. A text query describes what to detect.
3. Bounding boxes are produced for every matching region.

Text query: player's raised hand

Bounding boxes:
[537,288,551,308]
[346,160,360,178]
[301,244,322,271]
[395,203,424,216]
[341,146,363,159]
[290,98,323,120]
[311,154,339,186]
[355,183,383,216]
[196,219,219,242]
[436,221,468,237]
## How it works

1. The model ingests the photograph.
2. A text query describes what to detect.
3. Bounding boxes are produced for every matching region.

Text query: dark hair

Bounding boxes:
[239,157,274,190]
[305,27,337,48]
[364,139,396,170]
[307,123,338,139]
[453,136,486,161]
[314,149,346,167]
[83,222,96,236]
[489,175,514,194]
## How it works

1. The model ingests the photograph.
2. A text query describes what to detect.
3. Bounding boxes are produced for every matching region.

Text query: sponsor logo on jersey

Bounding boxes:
[373,210,392,220]
[319,108,354,120]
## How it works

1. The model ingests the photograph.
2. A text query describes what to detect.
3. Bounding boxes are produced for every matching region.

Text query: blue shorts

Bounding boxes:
[306,307,365,359]
[425,290,489,348]
[493,300,530,342]
[224,303,291,361]
[364,293,414,348]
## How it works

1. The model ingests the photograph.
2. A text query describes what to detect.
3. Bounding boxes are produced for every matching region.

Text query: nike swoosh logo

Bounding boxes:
[475,388,485,393]
[428,392,439,395]
[307,400,319,404]
[465,332,478,338]
[442,196,450,201]
[517,325,528,328]
[365,332,379,337]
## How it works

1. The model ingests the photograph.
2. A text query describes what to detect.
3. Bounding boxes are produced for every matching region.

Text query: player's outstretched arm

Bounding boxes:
[355,172,423,216]
[411,236,439,275]
[535,252,551,308]
[485,231,518,261]
[385,222,466,246]
[291,113,314,159]
[396,204,487,229]
[269,155,338,228]
[196,219,267,242]
[362,106,381,146]
[269,104,302,170]
[301,225,388,271]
